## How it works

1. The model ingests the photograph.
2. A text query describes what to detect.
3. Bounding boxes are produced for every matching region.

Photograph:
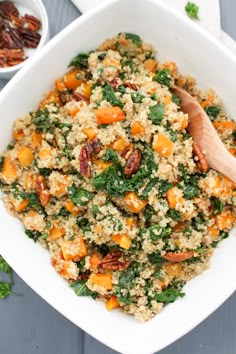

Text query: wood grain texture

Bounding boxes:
[0,0,235,354]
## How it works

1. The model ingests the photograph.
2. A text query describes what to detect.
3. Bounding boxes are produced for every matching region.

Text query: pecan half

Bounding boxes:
[120,143,133,159]
[6,58,25,66]
[0,58,7,67]
[101,261,130,271]
[21,14,41,32]
[101,250,123,263]
[77,271,90,281]
[2,26,23,49]
[163,251,194,262]
[109,77,119,89]
[72,92,88,103]
[124,81,138,91]
[0,1,19,19]
[59,91,71,104]
[9,14,22,28]
[19,28,41,48]
[79,145,92,178]
[193,143,209,172]
[79,138,102,177]
[90,137,102,153]
[0,48,25,59]
[124,148,142,177]
[36,175,51,207]
[100,250,130,271]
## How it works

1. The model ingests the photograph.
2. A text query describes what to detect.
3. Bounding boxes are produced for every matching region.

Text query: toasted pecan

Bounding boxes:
[193,143,209,172]
[36,175,51,207]
[163,251,194,262]
[124,148,142,177]
[100,250,130,271]
[0,1,19,19]
[21,14,41,32]
[124,81,138,91]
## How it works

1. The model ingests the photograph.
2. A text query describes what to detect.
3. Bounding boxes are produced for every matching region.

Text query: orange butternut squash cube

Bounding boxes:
[65,200,81,216]
[124,192,148,213]
[83,82,92,99]
[213,121,235,131]
[166,187,184,209]
[165,263,182,277]
[152,133,174,157]
[215,211,235,230]
[93,159,113,171]
[32,132,42,148]
[111,137,126,151]
[163,95,172,105]
[50,176,69,197]
[112,234,132,250]
[61,236,87,261]
[202,176,222,198]
[89,254,101,270]
[163,61,177,76]
[106,296,120,311]
[126,218,136,229]
[13,130,24,140]
[69,106,81,118]
[38,147,53,159]
[83,127,97,141]
[15,199,29,212]
[228,148,236,156]
[143,59,158,72]
[89,273,112,290]
[221,176,235,197]
[39,91,61,108]
[207,225,219,238]
[63,70,83,90]
[96,107,125,124]
[18,147,34,167]
[2,157,17,179]
[55,78,65,92]
[131,121,145,135]
[49,224,65,241]
[94,225,103,234]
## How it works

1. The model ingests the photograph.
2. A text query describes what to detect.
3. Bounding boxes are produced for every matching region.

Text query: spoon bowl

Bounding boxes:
[172,86,236,182]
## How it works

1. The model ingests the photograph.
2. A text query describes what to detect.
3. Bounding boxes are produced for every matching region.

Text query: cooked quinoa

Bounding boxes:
[0,33,236,322]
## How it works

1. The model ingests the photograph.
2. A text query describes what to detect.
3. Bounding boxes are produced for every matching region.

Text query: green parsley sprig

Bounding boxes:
[0,255,14,299]
[185,2,199,20]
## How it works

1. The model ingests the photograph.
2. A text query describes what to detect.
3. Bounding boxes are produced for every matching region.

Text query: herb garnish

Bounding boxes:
[70,280,97,299]
[68,187,94,206]
[211,197,225,216]
[185,2,199,20]
[102,85,123,108]
[153,69,171,87]
[148,103,165,125]
[69,52,91,68]
[0,255,14,299]
[125,33,142,47]
[205,106,221,121]
[154,286,185,303]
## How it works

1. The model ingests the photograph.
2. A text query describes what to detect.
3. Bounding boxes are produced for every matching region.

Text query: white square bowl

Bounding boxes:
[0,0,236,353]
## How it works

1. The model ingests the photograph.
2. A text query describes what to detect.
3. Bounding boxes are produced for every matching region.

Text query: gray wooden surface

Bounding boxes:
[0,0,236,353]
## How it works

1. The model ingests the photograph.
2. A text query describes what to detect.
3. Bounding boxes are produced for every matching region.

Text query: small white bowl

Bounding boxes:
[0,0,49,79]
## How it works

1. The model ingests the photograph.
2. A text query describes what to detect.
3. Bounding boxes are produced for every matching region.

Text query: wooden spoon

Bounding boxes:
[172,86,236,182]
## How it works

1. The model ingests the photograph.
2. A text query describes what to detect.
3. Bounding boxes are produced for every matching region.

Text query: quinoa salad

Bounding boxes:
[0,33,236,322]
